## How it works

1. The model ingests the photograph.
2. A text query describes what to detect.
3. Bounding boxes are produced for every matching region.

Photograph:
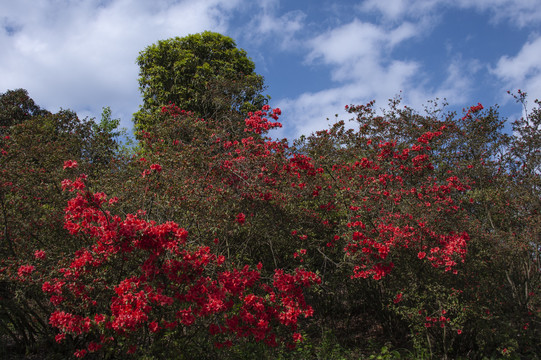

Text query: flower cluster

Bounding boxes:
[17,264,35,278]
[63,160,78,169]
[244,105,283,134]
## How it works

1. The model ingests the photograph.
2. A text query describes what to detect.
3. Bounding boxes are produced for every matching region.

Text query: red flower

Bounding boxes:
[236,213,246,225]
[34,249,46,260]
[18,264,35,278]
[149,321,159,333]
[74,349,87,358]
[141,169,151,177]
[87,342,102,352]
[417,252,426,260]
[150,163,162,172]
[94,314,105,324]
[63,160,78,169]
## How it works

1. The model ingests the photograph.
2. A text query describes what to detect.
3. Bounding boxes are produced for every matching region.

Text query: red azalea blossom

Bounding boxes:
[55,333,66,343]
[63,160,78,169]
[34,249,46,260]
[74,349,87,358]
[236,212,246,225]
[141,169,151,177]
[149,321,159,333]
[41,184,320,355]
[87,342,102,352]
[18,265,35,278]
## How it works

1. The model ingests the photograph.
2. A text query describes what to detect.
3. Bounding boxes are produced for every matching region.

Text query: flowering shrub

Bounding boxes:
[103,99,480,357]
[42,173,320,357]
[2,89,541,358]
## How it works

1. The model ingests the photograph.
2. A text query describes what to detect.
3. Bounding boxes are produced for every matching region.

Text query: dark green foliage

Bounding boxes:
[0,89,50,134]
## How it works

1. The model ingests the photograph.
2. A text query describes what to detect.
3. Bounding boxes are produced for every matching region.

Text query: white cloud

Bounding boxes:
[306,19,421,82]
[307,20,384,66]
[274,11,492,139]
[269,0,541,139]
[360,0,408,20]
[360,0,541,27]
[455,0,541,27]
[255,11,306,48]
[405,57,481,114]
[275,86,358,139]
[276,18,425,138]
[241,0,306,50]
[493,36,541,83]
[2,0,539,143]
[359,0,440,21]
[275,58,423,139]
[492,35,541,106]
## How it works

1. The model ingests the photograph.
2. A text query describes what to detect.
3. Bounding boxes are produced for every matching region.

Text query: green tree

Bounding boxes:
[94,106,120,137]
[133,31,267,136]
[0,89,49,134]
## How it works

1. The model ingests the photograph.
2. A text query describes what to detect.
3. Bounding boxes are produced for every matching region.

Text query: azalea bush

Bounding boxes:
[1,85,540,359]
[59,100,474,358]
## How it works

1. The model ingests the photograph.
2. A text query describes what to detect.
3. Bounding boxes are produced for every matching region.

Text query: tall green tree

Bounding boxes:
[133,31,267,136]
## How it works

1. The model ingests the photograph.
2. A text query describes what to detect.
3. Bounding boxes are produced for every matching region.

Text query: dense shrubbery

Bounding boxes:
[0,33,540,359]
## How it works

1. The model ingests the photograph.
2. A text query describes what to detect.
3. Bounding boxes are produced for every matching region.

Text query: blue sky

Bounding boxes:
[1,0,540,140]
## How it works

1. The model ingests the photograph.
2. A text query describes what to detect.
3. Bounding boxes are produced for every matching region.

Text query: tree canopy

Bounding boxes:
[0,88,49,134]
[133,31,267,136]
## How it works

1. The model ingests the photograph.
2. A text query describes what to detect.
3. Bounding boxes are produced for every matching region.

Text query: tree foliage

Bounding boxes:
[133,31,267,137]
[0,89,49,134]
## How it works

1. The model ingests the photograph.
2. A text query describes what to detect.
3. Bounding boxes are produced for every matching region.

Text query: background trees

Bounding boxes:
[0,89,49,134]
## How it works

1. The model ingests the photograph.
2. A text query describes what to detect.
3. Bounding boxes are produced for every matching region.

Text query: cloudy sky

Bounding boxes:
[1,0,540,140]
